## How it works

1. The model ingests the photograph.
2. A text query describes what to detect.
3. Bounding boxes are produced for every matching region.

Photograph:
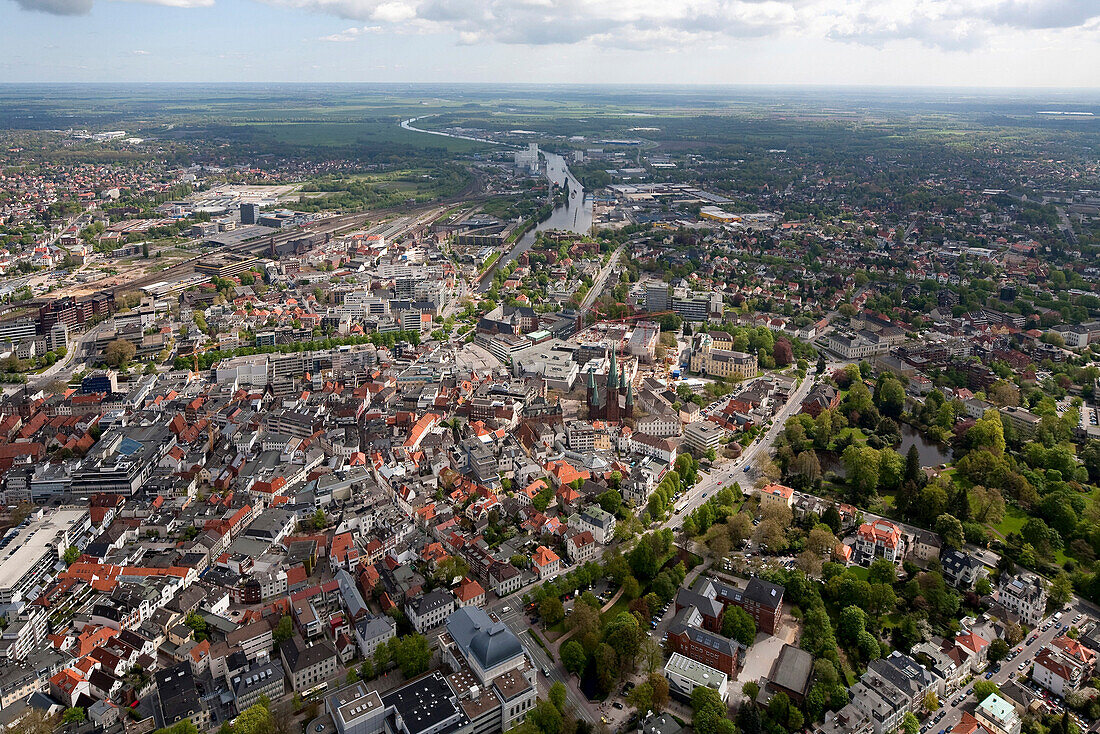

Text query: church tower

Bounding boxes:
[606,350,619,422]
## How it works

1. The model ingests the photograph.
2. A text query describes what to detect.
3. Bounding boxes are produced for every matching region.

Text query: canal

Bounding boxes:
[477,151,592,291]
[399,117,592,291]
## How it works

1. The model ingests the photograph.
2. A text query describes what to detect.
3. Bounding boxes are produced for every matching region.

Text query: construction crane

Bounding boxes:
[185,342,218,375]
[584,308,676,381]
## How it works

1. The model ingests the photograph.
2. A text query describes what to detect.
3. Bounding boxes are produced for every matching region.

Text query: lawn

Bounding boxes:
[845,566,870,582]
[240,121,491,153]
[601,598,630,624]
[991,506,1028,540]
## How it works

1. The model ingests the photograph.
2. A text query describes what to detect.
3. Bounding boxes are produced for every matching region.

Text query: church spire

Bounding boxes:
[608,349,618,390]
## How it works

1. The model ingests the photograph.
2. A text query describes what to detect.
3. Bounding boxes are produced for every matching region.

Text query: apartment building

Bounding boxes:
[996,572,1048,627]
[854,520,905,566]
[1033,636,1097,697]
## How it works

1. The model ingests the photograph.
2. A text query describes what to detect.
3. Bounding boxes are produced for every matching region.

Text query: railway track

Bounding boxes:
[4,168,493,319]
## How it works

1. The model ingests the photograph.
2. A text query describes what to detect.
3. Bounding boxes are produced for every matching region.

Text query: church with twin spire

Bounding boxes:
[585,349,634,422]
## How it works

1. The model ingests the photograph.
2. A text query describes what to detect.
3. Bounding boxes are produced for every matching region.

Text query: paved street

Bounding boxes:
[663,371,817,527]
[494,602,601,724]
[924,601,1088,734]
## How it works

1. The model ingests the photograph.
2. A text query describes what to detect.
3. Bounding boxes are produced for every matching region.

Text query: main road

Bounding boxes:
[487,592,601,724]
[663,371,817,525]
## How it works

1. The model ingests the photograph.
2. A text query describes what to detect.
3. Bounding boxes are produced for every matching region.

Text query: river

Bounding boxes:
[398,117,591,291]
[476,151,592,291]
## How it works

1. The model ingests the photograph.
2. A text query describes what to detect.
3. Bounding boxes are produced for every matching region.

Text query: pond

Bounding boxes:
[818,424,952,478]
[898,423,953,467]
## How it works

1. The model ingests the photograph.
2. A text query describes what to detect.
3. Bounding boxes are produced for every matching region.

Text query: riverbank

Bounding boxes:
[505,202,555,246]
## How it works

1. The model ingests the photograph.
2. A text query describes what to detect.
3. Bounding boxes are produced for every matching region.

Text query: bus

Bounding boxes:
[303,682,329,701]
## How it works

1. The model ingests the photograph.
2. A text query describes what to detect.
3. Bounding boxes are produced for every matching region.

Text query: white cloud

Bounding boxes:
[132,49,151,54]
[291,0,1100,51]
[319,24,381,40]
[11,0,1100,58]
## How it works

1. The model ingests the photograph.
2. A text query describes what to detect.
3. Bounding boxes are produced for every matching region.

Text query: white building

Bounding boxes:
[996,572,1048,627]
[664,652,729,703]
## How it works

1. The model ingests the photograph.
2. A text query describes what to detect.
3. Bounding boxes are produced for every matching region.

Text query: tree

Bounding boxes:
[838,606,868,644]
[790,451,822,490]
[561,640,587,676]
[1051,572,1074,606]
[391,634,432,677]
[540,596,565,626]
[185,611,207,641]
[594,643,619,695]
[857,630,881,662]
[604,612,643,671]
[691,686,728,734]
[549,681,567,713]
[774,338,794,367]
[566,602,600,645]
[273,615,294,643]
[105,338,136,367]
[924,691,940,711]
[868,558,897,585]
[742,681,760,701]
[971,486,1006,524]
[842,444,880,502]
[877,378,905,418]
[988,639,1010,663]
[533,486,554,512]
[902,712,919,734]
[628,540,658,579]
[905,444,922,486]
[935,514,965,550]
[721,606,756,646]
[597,490,622,515]
[62,708,85,725]
[972,680,1000,701]
[629,672,670,714]
[528,699,563,734]
[434,556,469,583]
[63,546,80,565]
[233,704,274,734]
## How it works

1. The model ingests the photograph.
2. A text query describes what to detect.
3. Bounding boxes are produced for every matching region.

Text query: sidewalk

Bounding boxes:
[549,584,625,657]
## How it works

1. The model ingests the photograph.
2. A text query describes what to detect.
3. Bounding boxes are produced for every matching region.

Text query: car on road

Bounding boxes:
[543,667,551,676]
[702,493,708,499]
[985,672,994,679]
[502,607,510,613]
[613,703,624,710]
[1018,662,1027,671]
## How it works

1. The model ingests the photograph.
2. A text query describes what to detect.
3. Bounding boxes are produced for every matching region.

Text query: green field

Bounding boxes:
[991,506,1028,539]
[246,121,489,153]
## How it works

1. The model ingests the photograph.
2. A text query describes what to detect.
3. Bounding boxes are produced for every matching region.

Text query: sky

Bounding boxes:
[3,0,1100,86]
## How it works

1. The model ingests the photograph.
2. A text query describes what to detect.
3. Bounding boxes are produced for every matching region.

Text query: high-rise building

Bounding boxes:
[646,283,669,312]
[240,203,260,225]
[513,143,539,174]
